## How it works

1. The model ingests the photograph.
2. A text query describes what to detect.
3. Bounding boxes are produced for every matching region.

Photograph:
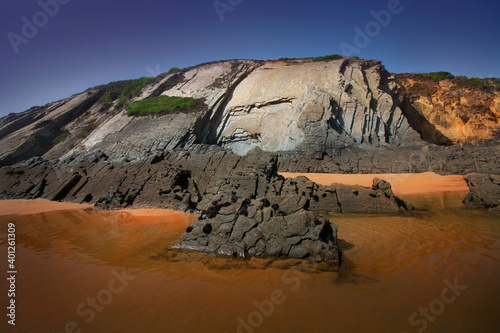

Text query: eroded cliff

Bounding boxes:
[0,57,498,173]
[397,73,500,145]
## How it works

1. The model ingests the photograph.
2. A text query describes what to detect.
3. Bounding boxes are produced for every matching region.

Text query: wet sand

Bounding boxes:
[279,172,469,195]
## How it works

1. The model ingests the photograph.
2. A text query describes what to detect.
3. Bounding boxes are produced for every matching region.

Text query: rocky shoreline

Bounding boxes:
[0,56,498,263]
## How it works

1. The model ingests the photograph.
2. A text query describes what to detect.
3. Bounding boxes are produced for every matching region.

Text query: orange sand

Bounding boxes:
[119,207,199,218]
[0,198,93,216]
[279,172,469,195]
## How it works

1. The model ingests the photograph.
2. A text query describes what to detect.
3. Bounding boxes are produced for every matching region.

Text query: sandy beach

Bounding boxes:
[279,172,469,195]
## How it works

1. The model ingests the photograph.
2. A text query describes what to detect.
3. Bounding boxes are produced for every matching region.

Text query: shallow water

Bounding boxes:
[1,188,499,332]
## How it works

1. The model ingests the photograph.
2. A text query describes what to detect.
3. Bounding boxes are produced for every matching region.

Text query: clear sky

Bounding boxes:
[1,0,499,117]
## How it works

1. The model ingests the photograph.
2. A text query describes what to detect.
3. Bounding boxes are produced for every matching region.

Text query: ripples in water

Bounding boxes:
[0,193,499,333]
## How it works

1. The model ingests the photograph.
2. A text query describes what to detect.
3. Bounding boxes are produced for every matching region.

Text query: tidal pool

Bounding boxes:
[0,175,499,333]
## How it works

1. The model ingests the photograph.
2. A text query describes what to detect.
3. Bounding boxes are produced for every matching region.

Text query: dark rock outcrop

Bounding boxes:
[278,143,500,175]
[0,148,412,215]
[463,174,500,211]
[169,194,341,263]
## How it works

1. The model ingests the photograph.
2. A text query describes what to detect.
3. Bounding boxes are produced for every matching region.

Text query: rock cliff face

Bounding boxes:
[397,74,500,145]
[1,57,497,174]
[0,58,426,166]
[1,57,498,169]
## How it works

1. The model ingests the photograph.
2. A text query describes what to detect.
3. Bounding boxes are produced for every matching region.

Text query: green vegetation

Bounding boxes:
[420,71,455,81]
[100,93,113,103]
[115,97,128,109]
[313,54,342,62]
[126,96,199,116]
[53,132,70,144]
[164,78,178,90]
[123,77,153,97]
[100,91,120,103]
[452,76,493,91]
[398,72,499,92]
[168,67,181,73]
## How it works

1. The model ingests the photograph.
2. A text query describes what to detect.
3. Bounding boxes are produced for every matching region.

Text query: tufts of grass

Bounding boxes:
[420,71,455,81]
[53,132,70,144]
[313,54,342,62]
[100,93,113,103]
[123,77,153,97]
[168,67,181,73]
[115,97,128,109]
[453,76,495,91]
[126,96,200,116]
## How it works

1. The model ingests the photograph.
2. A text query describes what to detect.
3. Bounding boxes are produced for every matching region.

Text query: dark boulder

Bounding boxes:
[169,195,341,263]
[463,174,500,211]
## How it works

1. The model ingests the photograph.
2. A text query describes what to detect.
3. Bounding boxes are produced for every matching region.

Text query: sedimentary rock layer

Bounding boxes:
[1,57,497,168]
[0,148,411,215]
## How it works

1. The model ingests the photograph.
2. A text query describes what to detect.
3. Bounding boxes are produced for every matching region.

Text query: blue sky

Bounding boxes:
[1,0,499,117]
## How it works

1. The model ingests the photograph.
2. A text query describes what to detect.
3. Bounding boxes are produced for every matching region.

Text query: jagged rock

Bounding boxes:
[463,174,500,211]
[169,195,341,263]
[0,148,414,215]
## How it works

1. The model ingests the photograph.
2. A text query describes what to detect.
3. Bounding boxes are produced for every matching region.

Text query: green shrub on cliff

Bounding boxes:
[115,97,128,109]
[313,54,342,62]
[53,132,70,144]
[123,77,153,97]
[420,71,455,81]
[452,76,493,91]
[126,96,199,116]
[168,67,181,73]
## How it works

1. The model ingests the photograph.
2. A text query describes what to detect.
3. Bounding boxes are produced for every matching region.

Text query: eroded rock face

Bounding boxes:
[0,57,497,175]
[216,59,421,156]
[463,174,500,211]
[169,194,341,263]
[0,148,413,215]
[397,75,500,145]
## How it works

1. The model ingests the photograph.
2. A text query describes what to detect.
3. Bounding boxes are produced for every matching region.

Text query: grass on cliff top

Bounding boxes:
[126,96,200,116]
[313,54,343,62]
[168,67,181,73]
[398,72,499,92]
